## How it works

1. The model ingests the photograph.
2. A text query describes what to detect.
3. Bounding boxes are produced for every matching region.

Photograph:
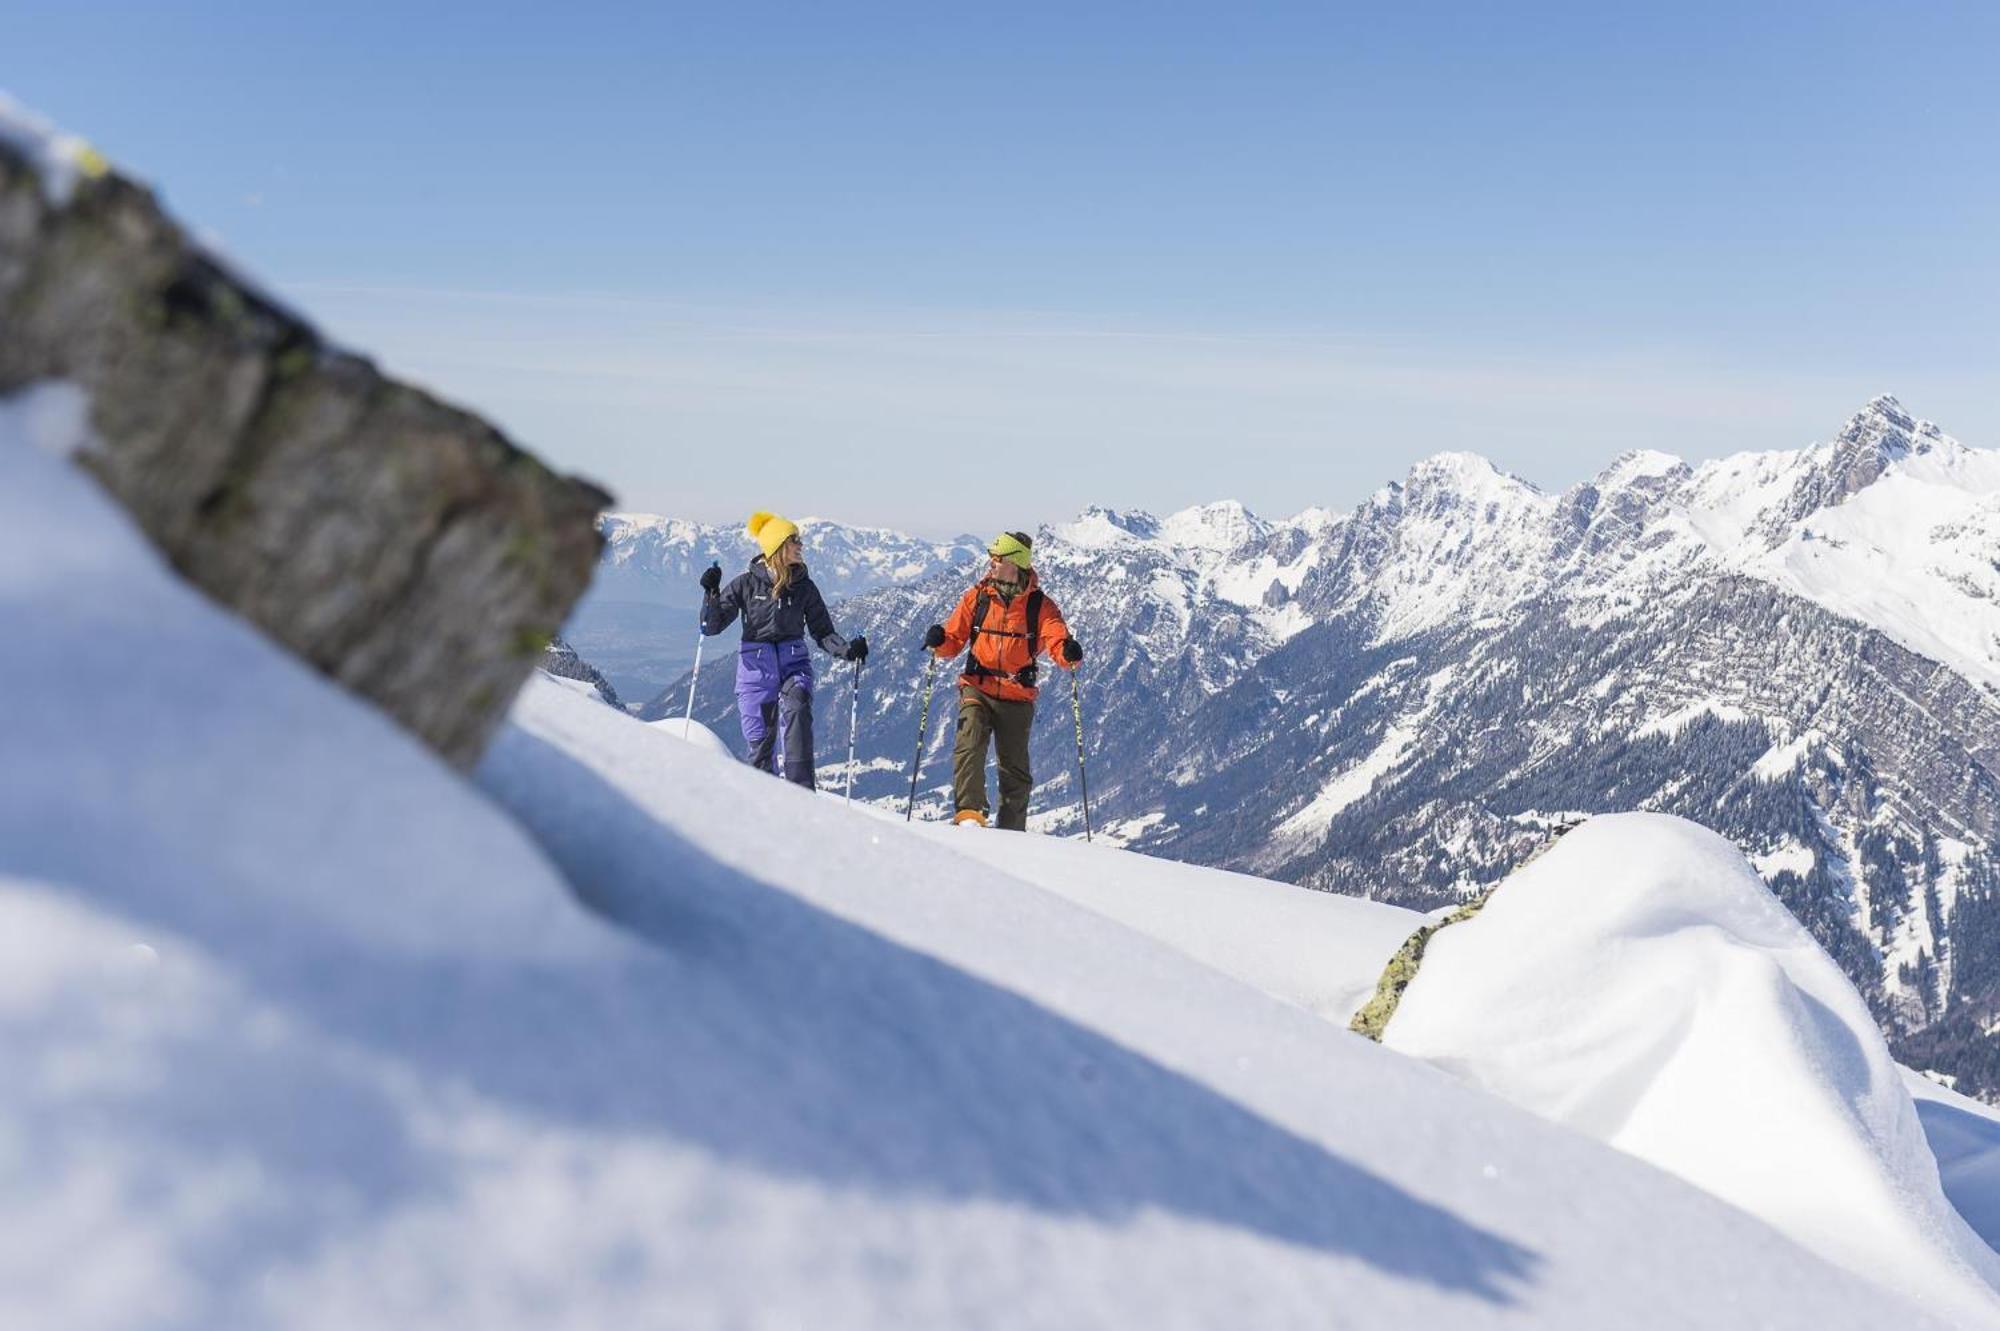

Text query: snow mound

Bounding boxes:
[645,712,733,757]
[1384,813,2000,1325]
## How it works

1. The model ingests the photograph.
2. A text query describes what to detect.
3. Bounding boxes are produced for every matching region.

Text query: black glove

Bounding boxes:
[1059,637,1083,664]
[844,635,869,664]
[923,624,946,649]
[699,563,722,595]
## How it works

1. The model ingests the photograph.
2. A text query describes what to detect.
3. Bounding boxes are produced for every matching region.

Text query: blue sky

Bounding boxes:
[10,2,1997,536]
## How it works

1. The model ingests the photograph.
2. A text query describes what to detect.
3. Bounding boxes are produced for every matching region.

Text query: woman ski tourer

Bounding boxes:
[701,512,868,788]
[923,531,1083,830]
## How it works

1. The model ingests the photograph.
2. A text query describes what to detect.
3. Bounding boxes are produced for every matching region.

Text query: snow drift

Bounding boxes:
[1383,813,2000,1326]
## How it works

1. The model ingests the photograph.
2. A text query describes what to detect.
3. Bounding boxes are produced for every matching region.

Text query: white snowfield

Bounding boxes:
[915,817,1420,1024]
[1384,814,2000,1326]
[0,399,1989,1328]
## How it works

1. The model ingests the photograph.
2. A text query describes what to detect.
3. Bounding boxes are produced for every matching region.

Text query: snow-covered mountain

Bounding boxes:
[17,90,2000,1325]
[591,512,985,606]
[659,396,2000,1095]
[566,514,983,700]
[540,633,623,710]
[13,411,2000,1325]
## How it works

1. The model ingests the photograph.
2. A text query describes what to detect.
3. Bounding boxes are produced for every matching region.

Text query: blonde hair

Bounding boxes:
[768,537,799,598]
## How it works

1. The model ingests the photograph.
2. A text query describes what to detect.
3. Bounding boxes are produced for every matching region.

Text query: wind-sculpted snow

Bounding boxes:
[1384,813,2000,1326]
[0,430,1972,1328]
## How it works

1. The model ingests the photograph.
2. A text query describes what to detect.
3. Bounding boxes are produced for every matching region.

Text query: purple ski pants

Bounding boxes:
[736,639,816,788]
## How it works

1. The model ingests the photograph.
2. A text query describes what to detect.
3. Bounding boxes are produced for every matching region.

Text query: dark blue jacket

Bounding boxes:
[703,558,851,655]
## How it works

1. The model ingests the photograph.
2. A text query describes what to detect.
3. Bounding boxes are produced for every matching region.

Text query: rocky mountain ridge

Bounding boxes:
[567,514,984,700]
[638,396,2000,1093]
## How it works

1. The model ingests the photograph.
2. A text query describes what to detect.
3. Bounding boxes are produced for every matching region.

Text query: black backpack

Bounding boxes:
[963,587,1047,688]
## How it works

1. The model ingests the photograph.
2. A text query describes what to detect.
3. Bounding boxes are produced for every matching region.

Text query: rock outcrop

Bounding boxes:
[542,635,625,710]
[0,121,609,767]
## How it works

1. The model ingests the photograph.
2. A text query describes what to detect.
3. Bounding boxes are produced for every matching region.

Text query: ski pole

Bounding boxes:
[684,561,719,739]
[844,657,863,807]
[683,631,707,740]
[1070,667,1093,842]
[905,652,938,821]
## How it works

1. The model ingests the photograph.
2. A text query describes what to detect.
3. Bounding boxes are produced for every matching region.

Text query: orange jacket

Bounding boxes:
[934,572,1075,702]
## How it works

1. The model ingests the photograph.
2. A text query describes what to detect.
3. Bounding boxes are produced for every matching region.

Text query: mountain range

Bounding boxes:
[620,396,2000,1095]
[565,515,982,699]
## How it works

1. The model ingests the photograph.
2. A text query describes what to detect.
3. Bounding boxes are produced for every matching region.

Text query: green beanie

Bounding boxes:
[988,530,1034,572]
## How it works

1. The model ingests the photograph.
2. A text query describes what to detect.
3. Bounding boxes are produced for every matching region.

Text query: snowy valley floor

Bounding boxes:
[4,420,2000,1328]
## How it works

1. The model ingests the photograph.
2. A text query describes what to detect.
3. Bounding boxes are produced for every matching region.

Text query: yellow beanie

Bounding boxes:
[988,530,1034,571]
[746,511,799,561]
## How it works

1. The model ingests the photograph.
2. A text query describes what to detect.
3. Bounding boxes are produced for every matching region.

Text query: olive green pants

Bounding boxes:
[953,684,1035,830]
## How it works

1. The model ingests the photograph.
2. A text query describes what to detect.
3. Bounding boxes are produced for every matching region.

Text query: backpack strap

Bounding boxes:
[966,590,992,663]
[962,586,1048,688]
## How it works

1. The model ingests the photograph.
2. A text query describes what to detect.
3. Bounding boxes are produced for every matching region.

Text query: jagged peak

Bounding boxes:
[1401,450,1543,497]
[796,516,938,543]
[1172,497,1253,520]
[1159,499,1270,552]
[1407,450,1499,480]
[1835,394,1918,455]
[1594,449,1690,489]
[1056,505,1162,546]
[599,512,710,538]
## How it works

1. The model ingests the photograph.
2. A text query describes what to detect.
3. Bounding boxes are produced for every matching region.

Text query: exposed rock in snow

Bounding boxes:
[0,103,608,768]
[539,635,623,710]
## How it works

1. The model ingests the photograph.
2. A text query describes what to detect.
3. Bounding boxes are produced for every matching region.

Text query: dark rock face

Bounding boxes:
[0,140,609,767]
[542,636,625,711]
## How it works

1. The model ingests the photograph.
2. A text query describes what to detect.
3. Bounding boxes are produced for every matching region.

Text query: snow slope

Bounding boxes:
[1383,814,2000,1327]
[1908,1069,2000,1254]
[0,395,1978,1327]
[486,680,1956,1328]
[911,819,1421,1023]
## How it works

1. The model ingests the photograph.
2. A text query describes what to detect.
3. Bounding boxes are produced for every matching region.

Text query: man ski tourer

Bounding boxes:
[701,511,867,788]
[922,531,1083,830]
